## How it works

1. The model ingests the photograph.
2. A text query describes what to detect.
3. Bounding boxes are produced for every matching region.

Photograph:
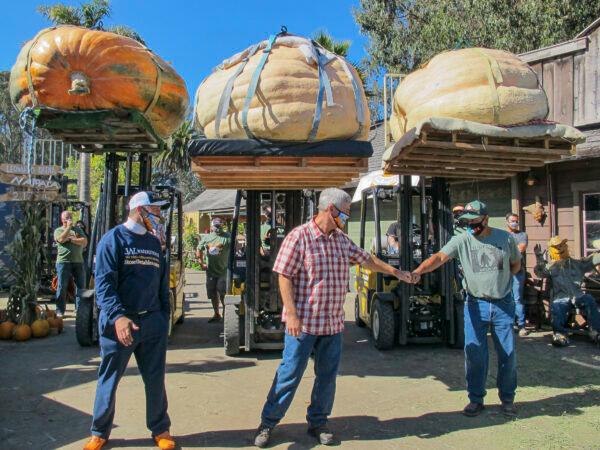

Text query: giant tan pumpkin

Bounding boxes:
[10,26,189,139]
[194,35,370,141]
[390,48,549,141]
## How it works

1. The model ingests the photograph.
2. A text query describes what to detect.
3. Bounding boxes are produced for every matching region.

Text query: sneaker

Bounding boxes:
[501,402,518,418]
[208,314,222,323]
[462,402,485,417]
[153,431,176,450]
[518,327,530,337]
[552,332,569,347]
[254,425,272,448]
[83,436,107,450]
[307,425,335,445]
[153,431,175,450]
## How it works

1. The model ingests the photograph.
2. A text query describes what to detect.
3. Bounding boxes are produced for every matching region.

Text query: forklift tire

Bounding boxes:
[371,297,395,350]
[355,296,366,328]
[451,300,465,349]
[76,291,96,347]
[224,303,240,356]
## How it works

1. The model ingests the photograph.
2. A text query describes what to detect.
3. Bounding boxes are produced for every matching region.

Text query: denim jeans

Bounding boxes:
[261,331,343,428]
[512,271,526,328]
[464,293,517,404]
[55,262,85,315]
[552,294,600,334]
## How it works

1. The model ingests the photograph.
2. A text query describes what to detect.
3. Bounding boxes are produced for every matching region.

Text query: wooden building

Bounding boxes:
[510,17,600,270]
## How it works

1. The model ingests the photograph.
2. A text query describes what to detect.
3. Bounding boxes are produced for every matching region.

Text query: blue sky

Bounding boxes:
[0,0,368,98]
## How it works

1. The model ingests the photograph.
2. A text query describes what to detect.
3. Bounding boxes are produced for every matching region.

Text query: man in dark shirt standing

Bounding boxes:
[83,192,175,450]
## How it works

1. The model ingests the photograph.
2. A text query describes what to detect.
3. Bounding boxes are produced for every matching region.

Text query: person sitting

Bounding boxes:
[534,236,600,348]
[386,221,401,255]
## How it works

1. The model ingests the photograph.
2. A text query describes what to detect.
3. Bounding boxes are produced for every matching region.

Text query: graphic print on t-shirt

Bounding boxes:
[470,245,504,273]
[123,246,161,269]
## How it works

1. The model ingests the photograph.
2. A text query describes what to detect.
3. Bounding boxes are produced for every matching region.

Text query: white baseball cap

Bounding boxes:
[128,191,169,210]
[211,217,223,226]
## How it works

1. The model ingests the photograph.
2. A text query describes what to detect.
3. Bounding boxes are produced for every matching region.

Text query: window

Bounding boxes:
[583,192,600,256]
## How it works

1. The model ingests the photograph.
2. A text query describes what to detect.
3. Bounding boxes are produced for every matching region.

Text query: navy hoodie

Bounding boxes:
[95,224,170,330]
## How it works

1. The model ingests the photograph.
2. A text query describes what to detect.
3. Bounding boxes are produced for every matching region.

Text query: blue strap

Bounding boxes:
[215,44,259,138]
[308,61,326,142]
[242,34,277,139]
[340,58,365,139]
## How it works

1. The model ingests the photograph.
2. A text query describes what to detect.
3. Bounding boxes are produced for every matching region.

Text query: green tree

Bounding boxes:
[37,0,145,44]
[354,0,600,74]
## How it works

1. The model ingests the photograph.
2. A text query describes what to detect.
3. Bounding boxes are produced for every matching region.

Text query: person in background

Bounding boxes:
[54,211,87,317]
[83,191,174,450]
[196,218,231,322]
[506,213,529,337]
[534,236,600,348]
[253,188,412,448]
[410,200,521,418]
[386,221,401,255]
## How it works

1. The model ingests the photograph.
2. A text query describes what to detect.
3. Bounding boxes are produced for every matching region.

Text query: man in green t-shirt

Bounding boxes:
[196,218,231,322]
[410,200,521,418]
[54,210,88,317]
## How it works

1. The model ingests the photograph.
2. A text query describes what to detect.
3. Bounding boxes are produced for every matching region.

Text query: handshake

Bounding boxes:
[395,269,421,284]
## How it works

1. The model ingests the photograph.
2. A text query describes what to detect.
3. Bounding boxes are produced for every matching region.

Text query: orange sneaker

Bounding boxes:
[154,431,176,450]
[83,436,107,450]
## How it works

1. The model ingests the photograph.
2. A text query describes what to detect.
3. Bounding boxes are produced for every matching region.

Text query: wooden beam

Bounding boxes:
[395,156,540,170]
[519,36,588,63]
[411,140,571,157]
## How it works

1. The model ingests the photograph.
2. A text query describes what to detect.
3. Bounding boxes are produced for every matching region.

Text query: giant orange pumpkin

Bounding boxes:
[10,26,189,138]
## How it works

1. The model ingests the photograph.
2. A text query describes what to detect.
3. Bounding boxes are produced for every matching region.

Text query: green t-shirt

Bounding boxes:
[441,228,520,299]
[260,223,271,250]
[54,226,85,263]
[198,231,231,277]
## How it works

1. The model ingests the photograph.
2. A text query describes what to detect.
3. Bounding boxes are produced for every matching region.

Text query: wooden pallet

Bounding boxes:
[383,126,576,180]
[35,109,164,153]
[191,155,369,189]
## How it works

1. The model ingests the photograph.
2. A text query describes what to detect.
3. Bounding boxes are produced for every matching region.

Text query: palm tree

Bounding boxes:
[312,30,371,97]
[155,120,195,173]
[37,0,145,202]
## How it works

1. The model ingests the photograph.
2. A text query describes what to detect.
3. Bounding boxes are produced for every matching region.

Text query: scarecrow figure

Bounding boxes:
[534,236,600,347]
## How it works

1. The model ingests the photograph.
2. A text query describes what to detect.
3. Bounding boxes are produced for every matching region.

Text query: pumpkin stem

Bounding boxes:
[68,72,90,95]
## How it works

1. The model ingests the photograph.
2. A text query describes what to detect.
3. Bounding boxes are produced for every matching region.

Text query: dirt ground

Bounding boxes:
[1,269,600,450]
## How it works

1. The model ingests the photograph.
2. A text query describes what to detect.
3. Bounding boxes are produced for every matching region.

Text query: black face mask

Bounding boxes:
[468,220,486,236]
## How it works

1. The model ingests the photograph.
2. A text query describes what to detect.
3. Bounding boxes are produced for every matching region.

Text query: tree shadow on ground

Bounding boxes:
[106,389,600,449]
[341,320,600,392]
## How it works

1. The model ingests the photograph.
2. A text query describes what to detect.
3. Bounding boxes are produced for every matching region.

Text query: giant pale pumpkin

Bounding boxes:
[389,48,549,142]
[10,26,189,138]
[194,34,370,142]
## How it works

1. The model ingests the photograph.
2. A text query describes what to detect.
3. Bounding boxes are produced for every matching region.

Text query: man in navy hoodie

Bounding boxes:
[83,192,175,450]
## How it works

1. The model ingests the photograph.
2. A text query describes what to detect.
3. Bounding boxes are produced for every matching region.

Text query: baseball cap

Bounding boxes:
[459,200,488,220]
[128,191,169,210]
[211,217,223,226]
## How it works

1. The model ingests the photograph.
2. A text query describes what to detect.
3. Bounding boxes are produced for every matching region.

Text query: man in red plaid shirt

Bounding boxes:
[254,188,411,448]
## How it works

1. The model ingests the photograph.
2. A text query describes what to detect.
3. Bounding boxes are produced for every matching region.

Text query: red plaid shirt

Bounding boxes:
[273,219,370,335]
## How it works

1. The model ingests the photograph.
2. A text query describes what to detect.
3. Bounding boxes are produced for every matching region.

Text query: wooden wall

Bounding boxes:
[520,159,600,274]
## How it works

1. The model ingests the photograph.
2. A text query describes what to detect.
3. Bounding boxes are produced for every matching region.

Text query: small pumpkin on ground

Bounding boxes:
[0,321,16,340]
[31,319,50,338]
[14,324,32,342]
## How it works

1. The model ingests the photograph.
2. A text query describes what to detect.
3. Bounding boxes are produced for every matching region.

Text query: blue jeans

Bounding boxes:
[464,294,517,404]
[552,294,600,334]
[55,262,85,315]
[261,331,343,428]
[91,311,170,439]
[512,271,526,327]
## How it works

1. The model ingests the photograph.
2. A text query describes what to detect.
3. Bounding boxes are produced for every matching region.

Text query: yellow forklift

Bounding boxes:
[354,175,464,350]
[75,153,186,346]
[223,189,316,355]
